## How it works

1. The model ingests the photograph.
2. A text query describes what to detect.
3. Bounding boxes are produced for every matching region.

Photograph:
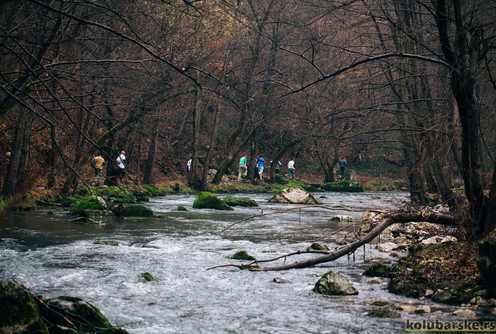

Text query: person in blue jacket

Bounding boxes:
[256,156,265,181]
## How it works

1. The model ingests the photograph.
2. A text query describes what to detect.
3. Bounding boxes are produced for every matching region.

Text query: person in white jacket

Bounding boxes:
[286,159,295,180]
[116,151,126,182]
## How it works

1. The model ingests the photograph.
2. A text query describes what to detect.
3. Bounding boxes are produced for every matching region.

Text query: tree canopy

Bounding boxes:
[1,0,495,236]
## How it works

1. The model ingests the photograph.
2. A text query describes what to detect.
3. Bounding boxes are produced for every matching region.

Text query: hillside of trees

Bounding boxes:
[1,0,495,237]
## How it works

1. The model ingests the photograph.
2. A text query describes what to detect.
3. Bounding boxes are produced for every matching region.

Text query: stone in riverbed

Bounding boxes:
[269,187,321,204]
[312,270,358,295]
[193,192,233,210]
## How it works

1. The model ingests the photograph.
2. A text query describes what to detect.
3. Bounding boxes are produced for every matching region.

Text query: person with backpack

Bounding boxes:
[91,155,105,186]
[238,155,247,181]
[256,156,265,181]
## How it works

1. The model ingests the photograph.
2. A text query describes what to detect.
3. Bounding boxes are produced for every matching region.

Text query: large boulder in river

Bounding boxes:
[193,192,233,210]
[113,205,153,217]
[0,280,128,334]
[269,187,321,204]
[0,280,47,333]
[312,270,358,295]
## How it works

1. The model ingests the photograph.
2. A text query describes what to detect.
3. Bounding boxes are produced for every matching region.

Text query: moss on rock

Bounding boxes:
[69,197,105,215]
[141,272,155,282]
[313,270,358,295]
[223,196,258,207]
[230,250,256,261]
[193,192,233,210]
[113,205,153,217]
[0,280,48,333]
[308,243,329,251]
[364,261,389,277]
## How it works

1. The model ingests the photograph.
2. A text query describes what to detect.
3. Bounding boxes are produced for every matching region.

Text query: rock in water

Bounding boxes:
[0,280,47,333]
[312,270,358,295]
[269,187,321,204]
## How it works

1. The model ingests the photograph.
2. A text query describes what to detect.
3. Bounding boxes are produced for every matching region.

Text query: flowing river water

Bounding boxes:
[0,191,474,333]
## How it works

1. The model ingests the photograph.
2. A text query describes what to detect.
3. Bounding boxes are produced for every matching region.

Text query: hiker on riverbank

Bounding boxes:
[256,156,265,181]
[116,151,126,183]
[238,155,247,181]
[91,155,105,186]
[286,159,295,180]
[339,157,347,178]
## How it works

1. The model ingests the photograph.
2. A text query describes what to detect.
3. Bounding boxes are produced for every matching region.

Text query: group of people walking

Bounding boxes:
[238,155,296,182]
[90,150,126,186]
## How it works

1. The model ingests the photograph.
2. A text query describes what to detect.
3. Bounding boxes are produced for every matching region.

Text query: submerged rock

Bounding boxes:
[113,205,153,217]
[141,272,155,282]
[312,270,358,295]
[367,306,401,318]
[230,250,256,261]
[269,187,321,204]
[223,196,258,207]
[307,242,329,251]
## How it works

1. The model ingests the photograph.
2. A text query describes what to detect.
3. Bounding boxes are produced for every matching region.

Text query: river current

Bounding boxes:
[0,191,466,333]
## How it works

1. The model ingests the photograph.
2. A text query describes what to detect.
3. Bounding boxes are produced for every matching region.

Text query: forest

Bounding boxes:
[1,0,496,239]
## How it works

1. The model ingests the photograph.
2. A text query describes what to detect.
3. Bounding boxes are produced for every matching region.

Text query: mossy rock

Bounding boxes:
[43,296,129,333]
[230,250,256,261]
[134,193,150,202]
[320,181,364,192]
[0,280,48,333]
[177,206,188,211]
[308,243,329,251]
[223,196,258,207]
[269,186,321,204]
[313,270,358,295]
[99,186,136,203]
[113,205,153,217]
[193,192,233,210]
[142,184,168,196]
[141,272,155,282]
[364,261,389,277]
[367,306,401,318]
[69,197,105,215]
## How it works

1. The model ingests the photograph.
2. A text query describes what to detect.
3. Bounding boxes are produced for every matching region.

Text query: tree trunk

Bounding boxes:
[2,110,33,196]
[200,104,221,189]
[188,87,203,189]
[143,121,159,184]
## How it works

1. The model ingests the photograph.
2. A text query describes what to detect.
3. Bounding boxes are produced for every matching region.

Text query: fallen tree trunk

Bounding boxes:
[212,210,456,272]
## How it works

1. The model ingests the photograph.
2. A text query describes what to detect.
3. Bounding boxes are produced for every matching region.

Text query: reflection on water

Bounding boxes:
[0,191,467,333]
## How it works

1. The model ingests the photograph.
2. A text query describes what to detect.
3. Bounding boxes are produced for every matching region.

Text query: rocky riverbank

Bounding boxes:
[361,206,496,318]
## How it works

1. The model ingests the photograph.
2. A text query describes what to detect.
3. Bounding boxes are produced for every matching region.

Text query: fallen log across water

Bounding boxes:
[207,210,456,271]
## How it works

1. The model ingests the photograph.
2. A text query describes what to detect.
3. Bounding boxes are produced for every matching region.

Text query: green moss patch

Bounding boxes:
[69,197,105,215]
[223,196,258,207]
[230,250,256,261]
[113,205,153,217]
[193,192,233,210]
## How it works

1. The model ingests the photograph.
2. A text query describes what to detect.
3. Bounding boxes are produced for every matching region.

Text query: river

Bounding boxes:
[0,191,467,333]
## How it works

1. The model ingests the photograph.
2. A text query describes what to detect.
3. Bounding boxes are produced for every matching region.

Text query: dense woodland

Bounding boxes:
[1,0,496,237]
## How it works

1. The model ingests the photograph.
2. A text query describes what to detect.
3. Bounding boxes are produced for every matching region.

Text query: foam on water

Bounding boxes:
[0,191,467,333]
